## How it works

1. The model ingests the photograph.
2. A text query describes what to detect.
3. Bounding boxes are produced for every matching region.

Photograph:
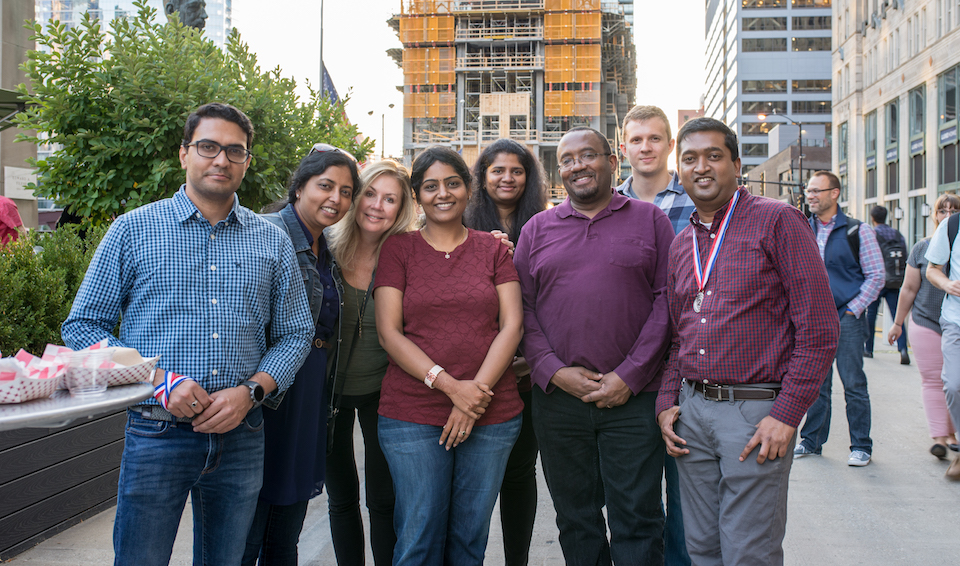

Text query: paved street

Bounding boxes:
[8,345,960,565]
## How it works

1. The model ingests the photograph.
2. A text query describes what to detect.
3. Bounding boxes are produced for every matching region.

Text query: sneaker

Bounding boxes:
[794,444,817,458]
[848,450,871,466]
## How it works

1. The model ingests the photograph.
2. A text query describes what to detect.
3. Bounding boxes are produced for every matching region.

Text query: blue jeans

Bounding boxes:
[865,288,907,353]
[378,414,521,566]
[663,455,691,566]
[532,388,664,565]
[241,499,310,566]
[113,408,265,566]
[799,312,873,454]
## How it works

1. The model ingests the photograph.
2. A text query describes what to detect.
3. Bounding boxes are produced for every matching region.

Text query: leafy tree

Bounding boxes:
[14,0,374,224]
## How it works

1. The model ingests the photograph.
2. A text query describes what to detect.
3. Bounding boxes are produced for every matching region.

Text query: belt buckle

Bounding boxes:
[703,383,724,402]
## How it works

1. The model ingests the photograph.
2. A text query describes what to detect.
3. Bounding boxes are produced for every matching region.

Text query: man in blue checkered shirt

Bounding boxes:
[615,104,695,566]
[62,103,313,565]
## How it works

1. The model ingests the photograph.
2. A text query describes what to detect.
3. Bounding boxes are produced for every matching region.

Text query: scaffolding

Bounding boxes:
[393,0,635,184]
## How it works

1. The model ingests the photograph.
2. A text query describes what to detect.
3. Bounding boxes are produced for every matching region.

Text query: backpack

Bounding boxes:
[874,228,908,289]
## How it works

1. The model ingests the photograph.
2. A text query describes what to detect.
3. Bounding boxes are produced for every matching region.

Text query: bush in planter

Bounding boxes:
[0,225,106,356]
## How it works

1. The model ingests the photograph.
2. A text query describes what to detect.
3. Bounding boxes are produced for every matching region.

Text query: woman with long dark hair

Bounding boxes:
[242,144,360,565]
[375,146,524,565]
[463,138,547,566]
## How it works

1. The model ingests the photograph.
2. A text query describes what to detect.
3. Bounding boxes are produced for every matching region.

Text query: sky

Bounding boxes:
[231,0,706,159]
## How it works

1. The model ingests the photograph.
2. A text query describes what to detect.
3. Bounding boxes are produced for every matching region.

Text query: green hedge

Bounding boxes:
[0,225,107,356]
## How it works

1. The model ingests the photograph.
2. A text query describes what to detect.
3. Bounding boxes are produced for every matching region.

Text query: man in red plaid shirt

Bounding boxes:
[656,117,839,566]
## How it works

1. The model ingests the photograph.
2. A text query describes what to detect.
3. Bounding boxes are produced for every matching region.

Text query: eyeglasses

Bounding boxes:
[184,140,251,164]
[309,143,357,163]
[558,151,610,171]
[938,208,959,215]
[804,188,838,197]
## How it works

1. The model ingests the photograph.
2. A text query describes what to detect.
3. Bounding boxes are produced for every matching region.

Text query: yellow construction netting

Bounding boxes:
[543,90,600,117]
[544,44,601,83]
[403,47,456,85]
[404,91,457,118]
[400,15,455,43]
[544,0,601,11]
[544,12,601,40]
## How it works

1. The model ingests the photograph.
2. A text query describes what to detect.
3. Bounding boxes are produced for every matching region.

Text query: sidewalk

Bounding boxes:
[8,350,959,565]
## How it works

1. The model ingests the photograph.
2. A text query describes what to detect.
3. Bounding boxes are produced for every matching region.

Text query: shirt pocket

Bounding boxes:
[608,237,656,271]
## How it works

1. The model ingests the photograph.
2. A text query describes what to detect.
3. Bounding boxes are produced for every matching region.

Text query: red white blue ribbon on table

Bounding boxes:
[153,370,194,410]
[692,189,740,295]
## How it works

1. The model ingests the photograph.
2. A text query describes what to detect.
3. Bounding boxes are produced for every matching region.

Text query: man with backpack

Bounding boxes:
[794,171,884,467]
[865,206,910,364]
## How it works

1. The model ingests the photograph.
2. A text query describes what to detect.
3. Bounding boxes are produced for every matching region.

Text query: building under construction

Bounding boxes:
[389,0,636,195]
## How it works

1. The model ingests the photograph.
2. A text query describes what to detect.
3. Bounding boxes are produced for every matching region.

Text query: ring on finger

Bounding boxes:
[459,430,466,437]
[190,400,198,408]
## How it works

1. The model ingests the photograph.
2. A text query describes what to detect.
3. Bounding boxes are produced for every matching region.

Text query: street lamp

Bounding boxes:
[368,104,396,160]
[758,109,807,213]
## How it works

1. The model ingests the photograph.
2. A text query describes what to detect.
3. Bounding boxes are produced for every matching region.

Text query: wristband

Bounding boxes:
[153,370,195,409]
[892,322,902,327]
[424,365,443,389]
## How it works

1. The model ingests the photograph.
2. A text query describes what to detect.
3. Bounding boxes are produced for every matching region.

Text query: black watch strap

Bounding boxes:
[241,380,265,409]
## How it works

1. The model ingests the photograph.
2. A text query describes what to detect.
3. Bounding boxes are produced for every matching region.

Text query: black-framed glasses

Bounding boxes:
[804,188,837,196]
[558,151,610,171]
[938,208,959,215]
[309,143,357,163]
[184,140,251,164]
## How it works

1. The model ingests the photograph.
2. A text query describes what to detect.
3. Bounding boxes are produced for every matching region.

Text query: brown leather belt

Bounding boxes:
[687,380,779,402]
[314,339,332,349]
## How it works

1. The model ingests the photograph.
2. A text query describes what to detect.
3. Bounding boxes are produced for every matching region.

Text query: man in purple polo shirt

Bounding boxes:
[514,127,675,564]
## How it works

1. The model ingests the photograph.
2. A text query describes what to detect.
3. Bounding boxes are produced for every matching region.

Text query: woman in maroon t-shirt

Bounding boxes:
[374,146,524,566]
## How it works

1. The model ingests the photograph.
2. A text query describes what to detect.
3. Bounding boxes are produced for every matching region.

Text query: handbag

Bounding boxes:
[325,274,375,456]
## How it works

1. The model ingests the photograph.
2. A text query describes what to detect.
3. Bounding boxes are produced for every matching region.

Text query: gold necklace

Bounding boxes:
[421,227,468,259]
[354,285,367,338]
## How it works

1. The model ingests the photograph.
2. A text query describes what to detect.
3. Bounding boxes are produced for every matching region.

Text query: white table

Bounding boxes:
[0,383,154,431]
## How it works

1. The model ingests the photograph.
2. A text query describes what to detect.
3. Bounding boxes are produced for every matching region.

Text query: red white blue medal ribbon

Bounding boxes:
[153,370,194,410]
[691,190,740,312]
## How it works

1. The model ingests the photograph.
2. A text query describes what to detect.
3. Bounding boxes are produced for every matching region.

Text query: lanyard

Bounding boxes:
[692,190,740,294]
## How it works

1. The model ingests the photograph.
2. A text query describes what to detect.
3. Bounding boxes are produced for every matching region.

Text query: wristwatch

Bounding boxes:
[424,365,443,389]
[241,380,265,409]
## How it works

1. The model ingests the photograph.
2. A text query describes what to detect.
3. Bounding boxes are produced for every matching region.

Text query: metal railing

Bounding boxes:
[457,53,544,69]
[455,24,543,41]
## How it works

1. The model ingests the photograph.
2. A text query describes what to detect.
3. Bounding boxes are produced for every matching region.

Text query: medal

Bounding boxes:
[691,191,740,313]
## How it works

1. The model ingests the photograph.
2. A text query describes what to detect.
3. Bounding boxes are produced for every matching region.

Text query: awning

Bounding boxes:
[0,88,27,133]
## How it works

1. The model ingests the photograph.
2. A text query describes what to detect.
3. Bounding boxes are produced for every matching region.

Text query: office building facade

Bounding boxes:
[704,0,833,175]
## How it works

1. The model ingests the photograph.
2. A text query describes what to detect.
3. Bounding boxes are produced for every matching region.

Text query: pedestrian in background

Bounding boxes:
[464,138,547,566]
[375,146,524,566]
[865,205,910,364]
[888,194,960,460]
[324,159,417,566]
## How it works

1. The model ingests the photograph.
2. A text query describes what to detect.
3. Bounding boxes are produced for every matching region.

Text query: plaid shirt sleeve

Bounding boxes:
[62,216,135,350]
[846,223,885,317]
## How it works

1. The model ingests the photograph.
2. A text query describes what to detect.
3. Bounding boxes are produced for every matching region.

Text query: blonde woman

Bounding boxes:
[325,159,417,566]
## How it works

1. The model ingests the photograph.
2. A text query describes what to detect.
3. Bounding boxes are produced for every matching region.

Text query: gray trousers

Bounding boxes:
[940,318,960,434]
[673,382,795,566]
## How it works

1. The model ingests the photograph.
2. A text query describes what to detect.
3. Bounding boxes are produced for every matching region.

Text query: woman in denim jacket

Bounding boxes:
[243,144,360,565]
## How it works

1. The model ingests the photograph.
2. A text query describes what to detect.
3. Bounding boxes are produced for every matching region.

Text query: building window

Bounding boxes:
[887,100,899,146]
[793,16,831,30]
[942,142,958,185]
[742,143,769,157]
[792,100,832,114]
[743,17,787,31]
[793,79,831,92]
[743,38,788,52]
[866,111,878,199]
[742,100,788,115]
[910,85,926,191]
[743,80,787,93]
[742,122,775,135]
[886,161,900,195]
[838,122,848,163]
[792,0,831,7]
[940,65,958,124]
[909,196,927,243]
[792,37,831,51]
[742,0,785,7]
